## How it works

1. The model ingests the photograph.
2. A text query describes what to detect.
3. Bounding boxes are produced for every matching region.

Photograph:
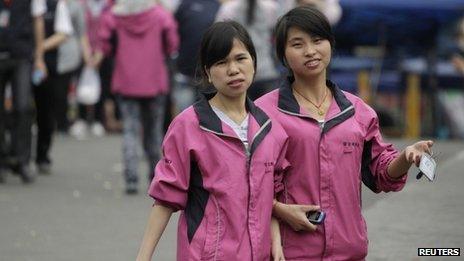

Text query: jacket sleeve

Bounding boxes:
[273,131,291,196]
[361,111,407,193]
[148,119,191,211]
[96,10,115,56]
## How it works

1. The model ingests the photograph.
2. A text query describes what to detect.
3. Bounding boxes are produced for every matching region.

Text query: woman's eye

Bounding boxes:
[314,38,322,43]
[292,43,302,47]
[216,61,226,65]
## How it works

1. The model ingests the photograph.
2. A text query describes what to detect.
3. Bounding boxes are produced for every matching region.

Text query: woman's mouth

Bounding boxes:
[227,79,245,88]
[304,59,320,69]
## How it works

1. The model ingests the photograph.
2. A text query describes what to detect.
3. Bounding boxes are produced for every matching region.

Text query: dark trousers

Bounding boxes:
[33,71,73,164]
[0,58,33,167]
[117,95,166,184]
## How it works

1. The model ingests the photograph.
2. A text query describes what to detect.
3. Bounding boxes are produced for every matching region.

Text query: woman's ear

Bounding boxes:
[204,66,212,83]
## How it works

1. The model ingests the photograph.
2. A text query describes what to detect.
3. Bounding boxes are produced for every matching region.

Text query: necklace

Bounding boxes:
[293,87,329,116]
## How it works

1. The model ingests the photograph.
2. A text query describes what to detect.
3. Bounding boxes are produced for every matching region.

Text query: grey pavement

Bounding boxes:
[0,135,463,260]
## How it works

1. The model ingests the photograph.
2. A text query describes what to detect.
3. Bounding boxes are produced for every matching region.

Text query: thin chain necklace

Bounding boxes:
[293,87,329,116]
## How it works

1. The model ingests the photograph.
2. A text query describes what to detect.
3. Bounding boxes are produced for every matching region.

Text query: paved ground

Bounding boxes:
[0,135,463,260]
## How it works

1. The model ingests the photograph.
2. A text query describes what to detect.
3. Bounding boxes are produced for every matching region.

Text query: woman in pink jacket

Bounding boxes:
[256,6,434,260]
[96,1,179,194]
[136,21,288,261]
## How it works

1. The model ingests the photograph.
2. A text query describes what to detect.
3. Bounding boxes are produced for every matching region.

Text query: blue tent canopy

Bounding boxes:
[341,0,464,10]
[335,0,464,52]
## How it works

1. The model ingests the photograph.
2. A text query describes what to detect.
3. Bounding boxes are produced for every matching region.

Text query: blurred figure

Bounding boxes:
[296,0,341,26]
[156,0,180,12]
[34,0,80,174]
[55,0,93,133]
[69,0,114,139]
[216,0,280,100]
[278,0,342,26]
[0,0,47,183]
[171,0,221,112]
[451,18,464,75]
[96,0,179,194]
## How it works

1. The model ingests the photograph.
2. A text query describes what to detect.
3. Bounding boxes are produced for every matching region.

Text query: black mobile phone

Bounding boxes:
[306,211,326,224]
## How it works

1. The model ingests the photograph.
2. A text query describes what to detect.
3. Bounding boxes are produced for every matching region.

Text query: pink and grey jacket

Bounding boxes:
[98,5,178,97]
[256,80,407,261]
[148,94,290,260]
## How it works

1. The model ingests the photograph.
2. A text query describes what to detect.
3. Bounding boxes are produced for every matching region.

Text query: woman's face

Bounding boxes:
[206,39,255,98]
[284,27,331,79]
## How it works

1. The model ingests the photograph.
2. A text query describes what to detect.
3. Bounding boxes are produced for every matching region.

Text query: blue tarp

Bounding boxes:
[335,0,464,51]
[340,0,464,11]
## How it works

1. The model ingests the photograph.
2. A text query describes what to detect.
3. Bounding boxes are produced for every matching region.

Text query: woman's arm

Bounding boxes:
[136,204,174,261]
[273,199,319,232]
[271,217,285,261]
[44,0,73,51]
[387,140,434,179]
[80,34,93,66]
[43,33,68,52]
[33,14,47,75]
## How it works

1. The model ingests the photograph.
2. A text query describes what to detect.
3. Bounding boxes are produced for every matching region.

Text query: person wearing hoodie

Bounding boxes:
[96,0,179,194]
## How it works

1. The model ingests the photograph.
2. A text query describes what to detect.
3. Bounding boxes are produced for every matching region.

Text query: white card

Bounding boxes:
[419,153,437,181]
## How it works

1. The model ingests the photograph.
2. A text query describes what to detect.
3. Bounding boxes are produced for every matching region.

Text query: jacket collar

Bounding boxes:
[193,92,272,155]
[277,78,355,133]
[278,78,351,113]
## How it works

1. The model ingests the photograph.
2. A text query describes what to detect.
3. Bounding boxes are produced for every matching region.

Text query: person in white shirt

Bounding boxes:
[33,0,75,174]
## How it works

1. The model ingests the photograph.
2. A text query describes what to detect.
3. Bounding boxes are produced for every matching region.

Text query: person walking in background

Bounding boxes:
[216,0,280,100]
[95,0,179,194]
[136,21,288,261]
[34,0,85,174]
[0,0,47,183]
[69,0,114,139]
[256,6,434,260]
[55,0,93,133]
[170,0,221,113]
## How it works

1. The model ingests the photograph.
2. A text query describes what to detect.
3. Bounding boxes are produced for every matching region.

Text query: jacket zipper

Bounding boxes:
[318,123,328,258]
[212,196,220,261]
[279,106,354,258]
[200,121,270,261]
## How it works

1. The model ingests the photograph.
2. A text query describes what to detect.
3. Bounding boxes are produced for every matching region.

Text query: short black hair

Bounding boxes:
[274,6,335,67]
[198,21,257,85]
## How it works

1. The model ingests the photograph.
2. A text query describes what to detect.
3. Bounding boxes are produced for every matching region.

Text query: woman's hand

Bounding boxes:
[274,202,319,232]
[405,140,434,167]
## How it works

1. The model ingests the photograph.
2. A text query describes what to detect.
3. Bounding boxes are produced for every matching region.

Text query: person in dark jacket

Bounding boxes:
[0,0,47,183]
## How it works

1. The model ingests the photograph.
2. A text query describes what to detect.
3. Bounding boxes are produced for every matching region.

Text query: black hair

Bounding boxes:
[198,20,257,86]
[274,6,335,68]
[247,0,257,25]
